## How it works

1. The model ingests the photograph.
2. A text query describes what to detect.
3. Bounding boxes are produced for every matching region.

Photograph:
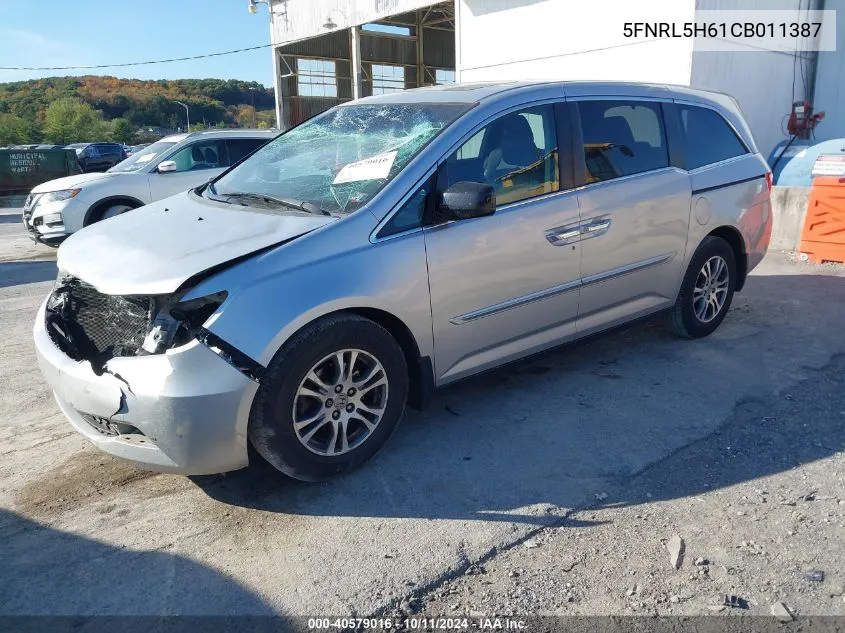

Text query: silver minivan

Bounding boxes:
[34,82,772,481]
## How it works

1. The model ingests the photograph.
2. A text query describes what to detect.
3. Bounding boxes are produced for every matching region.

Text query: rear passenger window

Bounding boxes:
[677,105,748,170]
[578,100,668,182]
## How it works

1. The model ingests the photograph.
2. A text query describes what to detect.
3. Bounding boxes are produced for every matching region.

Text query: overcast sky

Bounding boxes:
[0,0,275,85]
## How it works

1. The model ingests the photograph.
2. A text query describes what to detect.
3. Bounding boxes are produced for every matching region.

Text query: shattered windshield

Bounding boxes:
[108,140,177,173]
[209,103,471,215]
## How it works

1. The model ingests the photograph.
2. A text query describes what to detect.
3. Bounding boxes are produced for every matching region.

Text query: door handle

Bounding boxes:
[584,220,611,233]
[545,227,581,245]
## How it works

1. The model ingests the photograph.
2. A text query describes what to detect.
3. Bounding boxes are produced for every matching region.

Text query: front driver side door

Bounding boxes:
[424,103,582,384]
[149,139,230,199]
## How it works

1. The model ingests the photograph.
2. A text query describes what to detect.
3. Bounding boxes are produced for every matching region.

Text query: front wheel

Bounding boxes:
[248,313,409,481]
[666,236,737,338]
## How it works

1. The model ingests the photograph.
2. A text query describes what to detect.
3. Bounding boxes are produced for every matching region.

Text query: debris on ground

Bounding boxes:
[667,534,685,569]
[723,594,749,610]
[771,602,795,622]
[522,539,540,549]
[595,492,608,501]
[694,557,709,566]
[805,570,825,582]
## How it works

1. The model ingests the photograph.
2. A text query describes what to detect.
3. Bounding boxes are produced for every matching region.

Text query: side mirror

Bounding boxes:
[157,160,177,173]
[438,181,496,220]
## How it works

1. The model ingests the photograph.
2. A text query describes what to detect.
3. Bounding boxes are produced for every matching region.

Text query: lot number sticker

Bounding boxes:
[333,151,397,184]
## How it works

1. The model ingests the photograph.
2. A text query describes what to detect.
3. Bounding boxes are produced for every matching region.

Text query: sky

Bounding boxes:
[0,0,275,86]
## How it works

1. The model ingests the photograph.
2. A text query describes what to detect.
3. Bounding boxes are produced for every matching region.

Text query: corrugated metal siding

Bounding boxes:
[422,27,455,68]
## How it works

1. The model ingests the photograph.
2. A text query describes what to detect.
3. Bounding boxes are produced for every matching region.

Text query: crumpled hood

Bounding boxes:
[57,191,335,295]
[31,171,121,193]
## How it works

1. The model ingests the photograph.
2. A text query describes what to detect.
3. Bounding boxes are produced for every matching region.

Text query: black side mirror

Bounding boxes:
[438,181,496,221]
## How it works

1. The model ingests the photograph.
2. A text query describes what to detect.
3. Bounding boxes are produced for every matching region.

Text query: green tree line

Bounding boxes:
[0,76,276,146]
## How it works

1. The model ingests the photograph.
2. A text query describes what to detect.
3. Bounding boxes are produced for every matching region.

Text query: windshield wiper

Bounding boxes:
[223,192,331,216]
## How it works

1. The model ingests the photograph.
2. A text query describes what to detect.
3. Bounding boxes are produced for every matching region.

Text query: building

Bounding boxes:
[264,0,843,157]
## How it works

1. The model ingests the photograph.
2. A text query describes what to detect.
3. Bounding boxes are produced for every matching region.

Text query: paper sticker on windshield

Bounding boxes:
[333,151,397,184]
[136,153,155,163]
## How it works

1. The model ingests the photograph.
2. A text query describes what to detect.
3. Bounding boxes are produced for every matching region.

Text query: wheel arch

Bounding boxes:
[705,225,748,291]
[84,195,145,226]
[256,306,434,412]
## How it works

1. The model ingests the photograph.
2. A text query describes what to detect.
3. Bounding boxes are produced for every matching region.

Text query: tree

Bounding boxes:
[109,118,136,144]
[0,113,34,145]
[43,97,106,143]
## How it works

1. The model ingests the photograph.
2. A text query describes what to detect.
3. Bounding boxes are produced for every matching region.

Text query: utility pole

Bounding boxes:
[173,101,190,131]
[249,87,257,127]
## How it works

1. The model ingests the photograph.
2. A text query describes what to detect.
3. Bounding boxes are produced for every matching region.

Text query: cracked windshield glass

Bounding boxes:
[209,103,471,215]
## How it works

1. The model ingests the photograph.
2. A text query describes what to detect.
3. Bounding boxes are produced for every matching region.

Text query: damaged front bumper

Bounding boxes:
[33,299,258,474]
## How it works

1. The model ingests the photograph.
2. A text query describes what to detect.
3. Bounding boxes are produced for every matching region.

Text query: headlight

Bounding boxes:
[141,292,227,354]
[35,189,81,206]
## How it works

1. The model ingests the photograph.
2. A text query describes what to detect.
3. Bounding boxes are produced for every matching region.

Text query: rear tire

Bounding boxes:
[248,313,408,482]
[666,236,736,338]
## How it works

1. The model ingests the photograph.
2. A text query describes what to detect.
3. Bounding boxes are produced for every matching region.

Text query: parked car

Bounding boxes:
[64,142,127,173]
[34,82,772,481]
[22,129,275,245]
[125,143,151,157]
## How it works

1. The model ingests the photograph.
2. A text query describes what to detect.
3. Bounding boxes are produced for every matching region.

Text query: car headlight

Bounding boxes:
[141,292,228,354]
[36,189,81,206]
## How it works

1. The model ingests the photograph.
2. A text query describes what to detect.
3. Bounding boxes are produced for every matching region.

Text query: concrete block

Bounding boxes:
[770,186,811,252]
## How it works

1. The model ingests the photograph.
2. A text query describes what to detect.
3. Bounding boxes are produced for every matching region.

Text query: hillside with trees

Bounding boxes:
[0,76,276,145]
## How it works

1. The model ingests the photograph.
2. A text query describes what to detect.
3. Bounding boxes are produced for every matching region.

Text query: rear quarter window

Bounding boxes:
[677,105,748,170]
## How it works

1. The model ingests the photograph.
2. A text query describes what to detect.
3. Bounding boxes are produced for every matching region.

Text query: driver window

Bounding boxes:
[444,105,559,206]
[166,140,228,172]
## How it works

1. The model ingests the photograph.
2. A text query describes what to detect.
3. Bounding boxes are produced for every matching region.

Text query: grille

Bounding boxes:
[47,278,153,361]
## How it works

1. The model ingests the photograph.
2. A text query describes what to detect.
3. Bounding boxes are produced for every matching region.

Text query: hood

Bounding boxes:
[57,191,335,295]
[31,172,122,193]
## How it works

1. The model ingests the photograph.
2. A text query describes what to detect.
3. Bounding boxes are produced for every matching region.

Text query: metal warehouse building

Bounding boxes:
[262,0,844,158]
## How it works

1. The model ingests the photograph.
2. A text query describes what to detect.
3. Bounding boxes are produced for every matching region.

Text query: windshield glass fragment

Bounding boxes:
[209,103,471,215]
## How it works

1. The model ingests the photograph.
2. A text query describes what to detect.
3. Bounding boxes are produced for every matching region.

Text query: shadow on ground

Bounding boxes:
[0,260,56,289]
[0,509,274,616]
[192,272,845,525]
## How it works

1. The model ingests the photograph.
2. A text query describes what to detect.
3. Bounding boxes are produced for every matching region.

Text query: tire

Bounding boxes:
[665,236,737,338]
[248,313,409,482]
[97,204,134,222]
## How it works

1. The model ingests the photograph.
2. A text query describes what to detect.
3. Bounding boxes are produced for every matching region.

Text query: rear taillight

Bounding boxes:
[766,171,773,192]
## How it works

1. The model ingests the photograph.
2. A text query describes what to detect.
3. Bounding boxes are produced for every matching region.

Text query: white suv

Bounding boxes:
[22,129,276,246]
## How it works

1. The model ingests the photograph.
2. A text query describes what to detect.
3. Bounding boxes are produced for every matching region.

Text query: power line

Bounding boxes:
[0,42,275,71]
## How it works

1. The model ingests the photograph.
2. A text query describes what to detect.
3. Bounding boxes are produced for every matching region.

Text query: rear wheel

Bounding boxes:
[248,313,408,481]
[666,236,736,338]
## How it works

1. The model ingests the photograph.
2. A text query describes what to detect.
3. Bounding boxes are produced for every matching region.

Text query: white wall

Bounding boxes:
[456,0,695,84]
[812,0,845,141]
[270,0,438,44]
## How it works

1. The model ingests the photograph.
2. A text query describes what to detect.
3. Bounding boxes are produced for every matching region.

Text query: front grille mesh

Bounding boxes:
[47,278,153,361]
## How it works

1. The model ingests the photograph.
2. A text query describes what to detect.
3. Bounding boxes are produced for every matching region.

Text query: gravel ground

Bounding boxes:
[417,354,845,619]
[1,208,844,621]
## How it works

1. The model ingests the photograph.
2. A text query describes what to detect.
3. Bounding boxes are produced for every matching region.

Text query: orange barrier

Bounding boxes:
[799,176,845,263]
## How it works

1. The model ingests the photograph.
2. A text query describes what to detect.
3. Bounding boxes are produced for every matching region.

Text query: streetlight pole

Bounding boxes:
[174,100,190,131]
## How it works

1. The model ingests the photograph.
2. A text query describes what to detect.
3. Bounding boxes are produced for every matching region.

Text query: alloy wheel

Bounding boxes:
[693,255,729,323]
[292,349,389,456]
